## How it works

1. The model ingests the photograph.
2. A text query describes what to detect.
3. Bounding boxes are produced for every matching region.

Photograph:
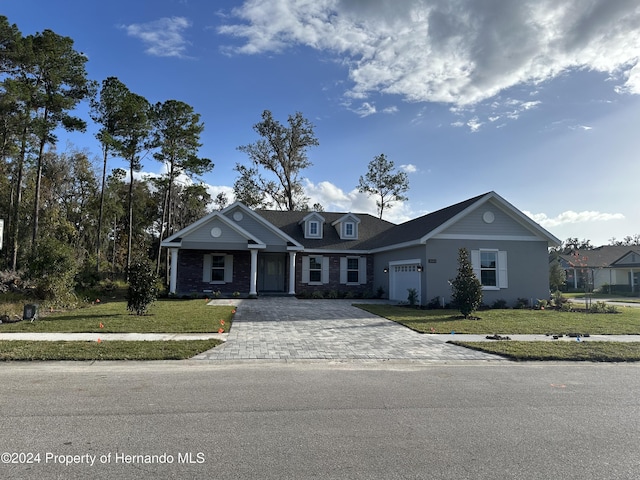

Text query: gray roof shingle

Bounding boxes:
[257,192,490,251]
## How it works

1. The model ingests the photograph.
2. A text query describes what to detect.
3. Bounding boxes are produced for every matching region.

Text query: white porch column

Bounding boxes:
[249,248,258,297]
[169,248,178,294]
[288,251,297,295]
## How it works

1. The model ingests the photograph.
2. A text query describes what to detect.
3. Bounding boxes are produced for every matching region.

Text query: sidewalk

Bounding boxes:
[0,332,227,341]
[0,332,638,343]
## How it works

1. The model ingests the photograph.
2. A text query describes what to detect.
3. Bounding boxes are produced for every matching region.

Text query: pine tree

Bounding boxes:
[451,248,483,318]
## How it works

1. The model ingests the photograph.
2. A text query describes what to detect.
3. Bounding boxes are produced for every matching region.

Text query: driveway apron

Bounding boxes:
[195,298,502,361]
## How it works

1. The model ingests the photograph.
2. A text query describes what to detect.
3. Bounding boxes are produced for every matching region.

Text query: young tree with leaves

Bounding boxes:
[234,110,318,211]
[357,153,409,219]
[451,248,483,319]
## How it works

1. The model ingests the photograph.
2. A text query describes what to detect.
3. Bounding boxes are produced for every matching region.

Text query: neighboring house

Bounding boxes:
[161,191,560,306]
[557,246,640,294]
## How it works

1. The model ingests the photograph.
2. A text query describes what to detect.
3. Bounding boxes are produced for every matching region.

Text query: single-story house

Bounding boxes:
[557,246,640,294]
[161,191,561,306]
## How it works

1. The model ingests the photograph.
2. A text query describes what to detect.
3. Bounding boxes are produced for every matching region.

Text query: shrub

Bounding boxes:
[426,296,442,309]
[326,290,338,299]
[311,290,324,299]
[27,238,79,308]
[551,290,567,309]
[589,301,618,314]
[126,260,159,315]
[515,298,530,309]
[491,299,508,309]
[450,248,482,318]
[536,299,548,310]
[406,288,419,307]
[376,286,385,299]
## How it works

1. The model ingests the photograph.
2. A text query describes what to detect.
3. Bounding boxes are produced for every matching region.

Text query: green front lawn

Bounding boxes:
[451,341,640,362]
[356,304,640,335]
[0,299,235,333]
[0,339,222,361]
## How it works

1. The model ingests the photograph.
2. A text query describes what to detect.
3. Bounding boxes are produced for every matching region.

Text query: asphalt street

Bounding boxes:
[1,361,639,480]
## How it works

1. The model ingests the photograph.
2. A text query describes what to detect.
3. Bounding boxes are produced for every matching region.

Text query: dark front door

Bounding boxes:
[258,254,286,293]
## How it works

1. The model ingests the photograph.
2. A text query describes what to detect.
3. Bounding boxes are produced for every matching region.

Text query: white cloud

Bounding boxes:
[303,179,416,223]
[524,210,626,228]
[383,105,399,114]
[219,1,640,106]
[121,17,192,57]
[400,164,417,173]
[467,117,483,132]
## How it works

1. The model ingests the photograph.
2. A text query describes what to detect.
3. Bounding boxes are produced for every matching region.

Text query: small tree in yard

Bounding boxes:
[126,260,159,316]
[451,248,483,318]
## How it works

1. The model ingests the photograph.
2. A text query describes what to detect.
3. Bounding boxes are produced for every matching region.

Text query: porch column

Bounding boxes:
[249,248,258,297]
[169,248,178,294]
[288,251,297,295]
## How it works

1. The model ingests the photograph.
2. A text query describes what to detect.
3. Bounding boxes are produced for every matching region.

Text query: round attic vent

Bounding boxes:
[482,211,495,224]
[210,227,222,238]
[233,211,243,221]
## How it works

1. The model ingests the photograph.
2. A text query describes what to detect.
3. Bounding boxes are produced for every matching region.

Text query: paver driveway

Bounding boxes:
[194,297,502,361]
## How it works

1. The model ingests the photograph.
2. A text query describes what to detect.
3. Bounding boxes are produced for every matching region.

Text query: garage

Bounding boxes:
[389,259,422,304]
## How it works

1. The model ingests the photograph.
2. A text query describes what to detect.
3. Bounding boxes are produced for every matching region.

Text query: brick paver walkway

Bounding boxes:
[194,298,503,361]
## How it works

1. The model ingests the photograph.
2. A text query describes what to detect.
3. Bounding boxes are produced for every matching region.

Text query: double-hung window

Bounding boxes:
[309,221,319,237]
[211,255,226,282]
[472,249,507,289]
[480,251,497,287]
[309,256,322,283]
[347,257,359,283]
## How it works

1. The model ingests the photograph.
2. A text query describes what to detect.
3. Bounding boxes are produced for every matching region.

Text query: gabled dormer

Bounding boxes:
[331,213,360,240]
[299,212,325,239]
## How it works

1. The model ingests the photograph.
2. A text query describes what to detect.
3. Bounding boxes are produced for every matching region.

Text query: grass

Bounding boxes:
[0,299,236,333]
[0,339,222,361]
[451,341,640,362]
[355,304,640,335]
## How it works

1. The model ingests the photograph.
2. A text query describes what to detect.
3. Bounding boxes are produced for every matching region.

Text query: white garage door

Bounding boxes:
[389,260,421,304]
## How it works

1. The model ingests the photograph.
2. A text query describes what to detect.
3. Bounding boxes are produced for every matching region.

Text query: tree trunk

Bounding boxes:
[126,163,134,279]
[11,128,27,271]
[96,145,108,272]
[155,185,169,275]
[31,135,47,248]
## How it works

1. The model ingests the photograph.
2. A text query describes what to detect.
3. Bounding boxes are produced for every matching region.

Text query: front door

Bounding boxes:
[258,254,286,293]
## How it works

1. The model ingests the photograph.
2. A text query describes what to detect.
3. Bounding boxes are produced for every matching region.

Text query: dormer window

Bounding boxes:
[300,212,325,239]
[345,222,354,238]
[332,214,360,240]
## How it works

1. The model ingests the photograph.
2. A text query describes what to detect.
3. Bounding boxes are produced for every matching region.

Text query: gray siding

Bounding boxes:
[439,201,534,238]
[423,239,550,307]
[224,207,289,250]
[373,245,425,301]
[182,218,249,245]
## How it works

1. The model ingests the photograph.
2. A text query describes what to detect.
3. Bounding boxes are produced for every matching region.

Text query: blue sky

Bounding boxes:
[4,0,640,246]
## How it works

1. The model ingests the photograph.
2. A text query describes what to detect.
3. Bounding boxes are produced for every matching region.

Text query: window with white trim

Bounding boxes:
[347,257,359,283]
[203,254,233,284]
[309,221,319,237]
[309,256,322,283]
[344,222,355,238]
[211,254,226,282]
[472,249,508,289]
[480,251,497,287]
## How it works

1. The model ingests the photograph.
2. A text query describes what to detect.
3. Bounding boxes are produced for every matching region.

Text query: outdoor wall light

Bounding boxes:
[383,267,389,273]
[417,265,423,272]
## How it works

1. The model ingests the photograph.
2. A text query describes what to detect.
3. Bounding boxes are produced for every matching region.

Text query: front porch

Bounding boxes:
[168,248,299,297]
